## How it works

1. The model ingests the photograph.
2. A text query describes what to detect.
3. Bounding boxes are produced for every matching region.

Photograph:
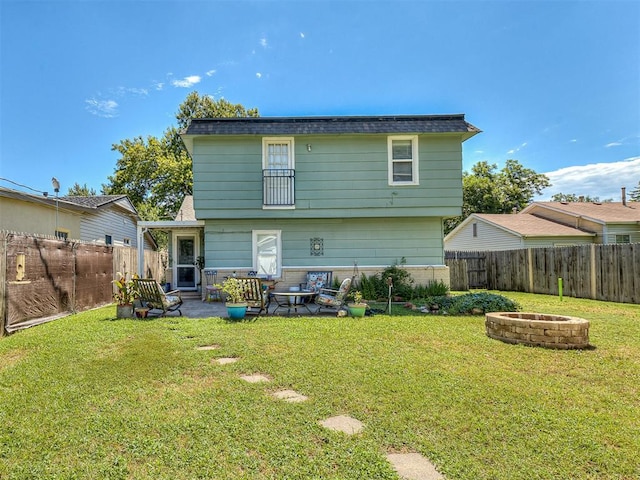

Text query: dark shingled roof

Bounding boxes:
[61,195,129,209]
[182,115,481,137]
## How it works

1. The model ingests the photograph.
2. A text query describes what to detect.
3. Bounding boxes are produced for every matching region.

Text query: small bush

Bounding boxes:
[447,292,521,315]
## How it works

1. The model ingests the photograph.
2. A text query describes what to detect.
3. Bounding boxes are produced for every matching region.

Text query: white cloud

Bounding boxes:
[300,32,305,38]
[85,98,118,118]
[260,37,267,48]
[507,142,528,155]
[153,82,164,91]
[171,75,202,88]
[206,69,217,76]
[256,72,262,79]
[605,142,623,148]
[539,156,640,201]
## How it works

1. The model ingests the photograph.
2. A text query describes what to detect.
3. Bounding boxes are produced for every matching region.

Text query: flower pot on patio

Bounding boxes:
[116,304,134,319]
[226,303,248,320]
[347,304,367,317]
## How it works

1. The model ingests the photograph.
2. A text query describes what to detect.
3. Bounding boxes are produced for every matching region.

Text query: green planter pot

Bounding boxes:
[226,303,248,320]
[348,304,367,317]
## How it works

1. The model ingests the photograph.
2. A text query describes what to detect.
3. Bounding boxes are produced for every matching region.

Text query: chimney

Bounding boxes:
[622,186,627,207]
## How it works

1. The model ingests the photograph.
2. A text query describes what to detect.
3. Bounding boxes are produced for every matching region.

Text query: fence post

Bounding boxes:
[0,232,7,336]
[590,244,597,300]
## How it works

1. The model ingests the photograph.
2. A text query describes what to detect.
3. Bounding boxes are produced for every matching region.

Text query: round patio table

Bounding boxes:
[270,291,317,315]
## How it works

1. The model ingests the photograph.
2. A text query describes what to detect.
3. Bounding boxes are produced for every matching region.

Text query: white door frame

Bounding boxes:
[173,232,200,291]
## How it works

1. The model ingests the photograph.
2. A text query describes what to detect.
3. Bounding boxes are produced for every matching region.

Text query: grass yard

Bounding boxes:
[0,292,638,479]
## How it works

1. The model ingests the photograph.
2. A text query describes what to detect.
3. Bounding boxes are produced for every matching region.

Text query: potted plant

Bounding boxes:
[348,290,367,317]
[112,272,139,318]
[218,277,248,320]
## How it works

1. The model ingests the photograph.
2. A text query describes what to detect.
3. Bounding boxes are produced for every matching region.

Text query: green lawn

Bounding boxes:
[0,292,638,479]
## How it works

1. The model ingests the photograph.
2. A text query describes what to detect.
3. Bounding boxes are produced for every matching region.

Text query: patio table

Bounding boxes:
[270,291,317,315]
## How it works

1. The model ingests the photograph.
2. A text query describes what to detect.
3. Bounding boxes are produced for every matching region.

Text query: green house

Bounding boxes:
[180,115,480,289]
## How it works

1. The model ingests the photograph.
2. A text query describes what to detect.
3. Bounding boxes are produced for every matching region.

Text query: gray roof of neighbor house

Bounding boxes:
[523,202,640,224]
[62,195,130,209]
[182,114,481,137]
[471,214,595,237]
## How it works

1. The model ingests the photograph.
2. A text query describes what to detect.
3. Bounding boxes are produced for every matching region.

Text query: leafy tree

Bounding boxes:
[445,159,550,233]
[550,193,600,202]
[67,182,96,196]
[103,92,259,220]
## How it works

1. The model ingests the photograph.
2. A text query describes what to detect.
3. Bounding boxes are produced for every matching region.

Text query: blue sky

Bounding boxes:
[1,0,638,202]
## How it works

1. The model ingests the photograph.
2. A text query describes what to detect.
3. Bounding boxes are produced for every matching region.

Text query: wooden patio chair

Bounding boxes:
[236,277,268,315]
[315,276,354,314]
[132,278,183,317]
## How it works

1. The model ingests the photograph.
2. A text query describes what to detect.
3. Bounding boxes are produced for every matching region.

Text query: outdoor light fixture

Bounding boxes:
[306,144,312,152]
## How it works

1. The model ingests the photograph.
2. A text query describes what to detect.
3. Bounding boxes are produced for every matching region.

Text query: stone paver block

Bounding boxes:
[196,344,220,351]
[215,357,239,365]
[240,374,271,383]
[319,415,364,435]
[387,453,444,480]
[272,389,308,403]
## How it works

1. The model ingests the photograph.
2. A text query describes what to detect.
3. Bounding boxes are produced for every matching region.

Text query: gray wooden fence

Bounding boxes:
[446,243,640,304]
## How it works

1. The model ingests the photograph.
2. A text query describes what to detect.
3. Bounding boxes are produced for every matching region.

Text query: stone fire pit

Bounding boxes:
[485,312,590,349]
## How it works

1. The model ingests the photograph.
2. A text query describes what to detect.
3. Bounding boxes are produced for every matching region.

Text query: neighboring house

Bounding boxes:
[178,114,480,288]
[521,201,640,245]
[0,186,156,249]
[445,201,639,251]
[444,213,595,251]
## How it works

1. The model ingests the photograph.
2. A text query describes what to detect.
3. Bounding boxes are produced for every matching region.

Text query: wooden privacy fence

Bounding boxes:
[0,232,166,334]
[446,243,640,304]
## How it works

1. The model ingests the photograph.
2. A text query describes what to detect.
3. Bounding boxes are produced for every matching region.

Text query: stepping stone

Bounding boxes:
[215,357,239,365]
[240,374,270,383]
[271,389,308,403]
[319,415,364,435]
[386,453,444,480]
[196,344,220,350]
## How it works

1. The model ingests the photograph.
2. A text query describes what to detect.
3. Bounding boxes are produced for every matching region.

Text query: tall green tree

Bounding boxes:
[445,159,550,233]
[103,92,259,220]
[629,181,640,202]
[66,182,96,196]
[550,193,600,202]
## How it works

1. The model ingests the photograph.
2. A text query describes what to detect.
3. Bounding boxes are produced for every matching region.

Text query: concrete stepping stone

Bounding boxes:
[319,415,364,435]
[271,389,308,403]
[386,453,444,480]
[196,344,220,350]
[215,357,239,365]
[240,374,271,383]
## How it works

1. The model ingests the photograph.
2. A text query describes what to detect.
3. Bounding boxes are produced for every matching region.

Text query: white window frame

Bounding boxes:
[262,137,295,209]
[262,137,295,170]
[252,230,282,278]
[388,135,419,186]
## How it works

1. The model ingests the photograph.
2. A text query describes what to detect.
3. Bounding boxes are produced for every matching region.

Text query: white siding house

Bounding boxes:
[444,213,595,251]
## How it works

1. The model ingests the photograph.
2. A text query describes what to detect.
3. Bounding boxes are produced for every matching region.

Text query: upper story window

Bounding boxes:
[263,137,295,208]
[388,135,419,185]
[105,235,113,245]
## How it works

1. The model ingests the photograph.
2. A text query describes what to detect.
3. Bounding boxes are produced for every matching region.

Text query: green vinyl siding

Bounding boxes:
[203,217,445,271]
[192,134,463,220]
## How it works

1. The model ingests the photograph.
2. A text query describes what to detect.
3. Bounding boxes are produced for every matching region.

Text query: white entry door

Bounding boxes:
[175,234,198,290]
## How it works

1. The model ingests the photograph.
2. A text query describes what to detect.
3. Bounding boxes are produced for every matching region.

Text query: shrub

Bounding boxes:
[447,292,521,315]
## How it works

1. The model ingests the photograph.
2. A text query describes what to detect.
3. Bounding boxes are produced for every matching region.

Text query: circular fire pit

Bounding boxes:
[485,312,590,349]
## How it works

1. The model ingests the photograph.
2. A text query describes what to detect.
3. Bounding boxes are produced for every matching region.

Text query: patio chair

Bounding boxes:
[236,277,268,315]
[315,276,353,314]
[132,278,183,317]
[299,271,333,301]
[203,268,222,302]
